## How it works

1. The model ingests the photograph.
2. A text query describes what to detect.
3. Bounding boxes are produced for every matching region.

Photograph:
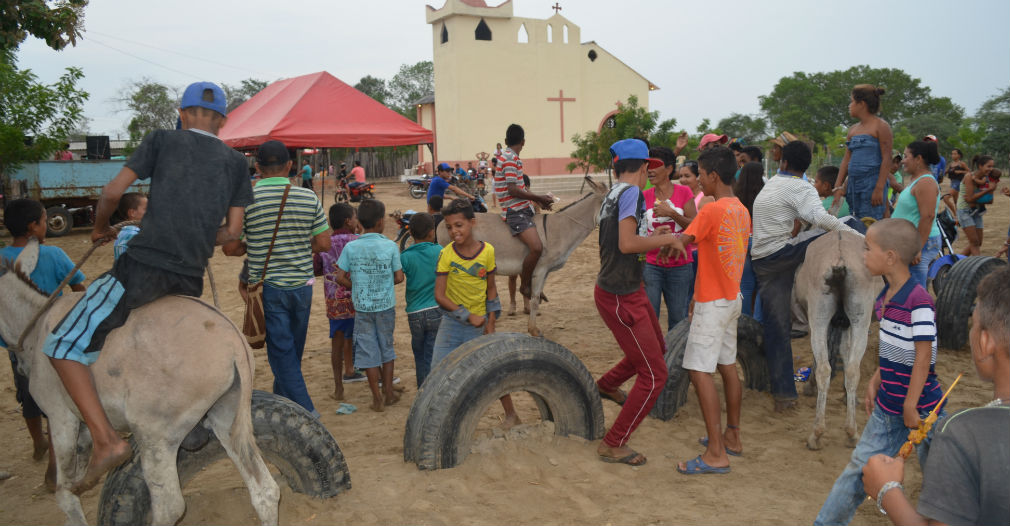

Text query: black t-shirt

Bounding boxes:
[125,129,253,277]
[918,403,1010,525]
[596,183,645,295]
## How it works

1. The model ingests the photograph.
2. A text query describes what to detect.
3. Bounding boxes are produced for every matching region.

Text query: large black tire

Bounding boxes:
[409,185,426,199]
[46,206,73,237]
[936,256,1007,351]
[403,333,605,470]
[930,261,952,297]
[650,314,766,421]
[98,391,350,526]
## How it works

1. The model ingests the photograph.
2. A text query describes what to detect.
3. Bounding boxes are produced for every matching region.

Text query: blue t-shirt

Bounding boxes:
[114,225,140,261]
[336,232,402,312]
[0,244,86,348]
[301,165,312,181]
[427,176,449,201]
[399,241,441,313]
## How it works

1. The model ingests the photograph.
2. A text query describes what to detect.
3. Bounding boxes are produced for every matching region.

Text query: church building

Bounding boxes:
[418,0,657,176]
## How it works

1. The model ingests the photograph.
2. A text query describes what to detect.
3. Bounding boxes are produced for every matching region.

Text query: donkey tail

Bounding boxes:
[825,265,849,375]
[229,334,262,482]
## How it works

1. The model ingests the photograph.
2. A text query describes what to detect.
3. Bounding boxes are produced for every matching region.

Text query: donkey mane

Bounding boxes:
[555,191,595,214]
[0,257,48,297]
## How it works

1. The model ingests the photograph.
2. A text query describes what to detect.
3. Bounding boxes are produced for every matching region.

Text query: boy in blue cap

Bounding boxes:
[41,81,253,494]
[594,139,678,467]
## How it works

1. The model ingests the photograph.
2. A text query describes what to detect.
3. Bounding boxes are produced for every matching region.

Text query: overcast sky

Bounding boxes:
[18,0,1010,138]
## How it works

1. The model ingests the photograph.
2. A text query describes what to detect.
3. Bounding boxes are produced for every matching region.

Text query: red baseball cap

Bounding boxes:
[698,133,729,150]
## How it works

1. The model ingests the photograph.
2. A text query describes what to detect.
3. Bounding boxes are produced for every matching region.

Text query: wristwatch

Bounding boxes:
[876,480,903,515]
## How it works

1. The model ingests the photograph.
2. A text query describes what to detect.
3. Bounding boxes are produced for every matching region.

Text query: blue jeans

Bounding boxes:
[407,307,442,387]
[263,284,318,417]
[910,235,941,289]
[740,237,762,321]
[431,310,485,369]
[814,405,943,526]
[643,263,692,331]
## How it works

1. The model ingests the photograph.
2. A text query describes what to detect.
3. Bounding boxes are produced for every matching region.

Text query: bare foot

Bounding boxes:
[384,391,402,406]
[45,460,56,493]
[391,384,406,393]
[370,399,385,412]
[329,389,345,401]
[70,440,132,495]
[501,413,521,430]
[32,443,47,462]
[508,303,517,316]
[774,399,797,413]
[519,283,532,299]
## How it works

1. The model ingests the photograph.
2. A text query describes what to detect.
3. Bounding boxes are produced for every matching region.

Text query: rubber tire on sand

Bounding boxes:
[650,314,766,421]
[403,333,605,470]
[935,256,1007,351]
[97,391,350,526]
[46,206,73,237]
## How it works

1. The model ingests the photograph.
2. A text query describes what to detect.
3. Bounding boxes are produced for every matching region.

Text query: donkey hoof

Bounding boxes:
[806,435,823,450]
[845,434,859,448]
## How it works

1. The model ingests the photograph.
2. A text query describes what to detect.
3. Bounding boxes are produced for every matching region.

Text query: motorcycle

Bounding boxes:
[406,175,431,199]
[335,178,374,203]
[392,196,487,252]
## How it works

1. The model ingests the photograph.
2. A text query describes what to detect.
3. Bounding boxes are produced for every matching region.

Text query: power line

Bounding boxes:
[88,30,274,78]
[87,37,202,80]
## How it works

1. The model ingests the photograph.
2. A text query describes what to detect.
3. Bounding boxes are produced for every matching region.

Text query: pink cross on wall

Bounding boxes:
[547,89,576,142]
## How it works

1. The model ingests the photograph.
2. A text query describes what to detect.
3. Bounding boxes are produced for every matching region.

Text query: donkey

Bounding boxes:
[0,240,279,525]
[793,230,881,450]
[438,176,607,336]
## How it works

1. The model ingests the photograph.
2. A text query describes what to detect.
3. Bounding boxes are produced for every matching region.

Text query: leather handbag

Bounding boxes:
[242,185,290,349]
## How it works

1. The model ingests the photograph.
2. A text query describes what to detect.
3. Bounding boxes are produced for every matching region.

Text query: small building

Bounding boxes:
[420,0,657,176]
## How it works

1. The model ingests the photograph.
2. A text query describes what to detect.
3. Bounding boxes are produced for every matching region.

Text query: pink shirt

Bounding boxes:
[643,185,694,267]
[350,166,365,183]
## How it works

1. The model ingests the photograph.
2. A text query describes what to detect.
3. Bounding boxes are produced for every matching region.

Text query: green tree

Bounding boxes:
[120,79,177,149]
[222,78,268,113]
[354,75,390,105]
[567,95,681,176]
[387,60,433,117]
[974,86,1010,163]
[0,0,88,52]
[0,56,87,177]
[716,113,768,143]
[760,66,964,145]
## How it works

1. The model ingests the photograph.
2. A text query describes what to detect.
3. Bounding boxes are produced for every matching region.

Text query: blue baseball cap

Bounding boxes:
[610,139,663,169]
[180,81,227,117]
[437,162,452,172]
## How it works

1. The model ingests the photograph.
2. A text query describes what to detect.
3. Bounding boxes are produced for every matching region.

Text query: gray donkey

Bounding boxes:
[0,240,279,525]
[794,230,881,450]
[438,176,607,336]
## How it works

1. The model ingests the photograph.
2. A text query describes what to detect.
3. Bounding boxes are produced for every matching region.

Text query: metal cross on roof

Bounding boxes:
[552,2,562,14]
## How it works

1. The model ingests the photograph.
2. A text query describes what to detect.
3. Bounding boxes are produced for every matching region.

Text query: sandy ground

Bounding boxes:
[1,178,1006,525]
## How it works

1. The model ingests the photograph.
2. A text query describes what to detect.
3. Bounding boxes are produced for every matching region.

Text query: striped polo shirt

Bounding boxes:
[874,278,942,415]
[245,177,328,288]
[492,147,533,213]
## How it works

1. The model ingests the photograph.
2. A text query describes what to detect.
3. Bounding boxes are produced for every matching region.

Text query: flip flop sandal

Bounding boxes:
[697,437,742,457]
[677,455,730,475]
[599,450,646,466]
[599,388,627,406]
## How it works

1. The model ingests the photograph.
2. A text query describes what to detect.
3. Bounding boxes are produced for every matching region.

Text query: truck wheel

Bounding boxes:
[936,256,1007,350]
[650,315,766,421]
[46,206,73,237]
[403,333,605,470]
[97,391,350,526]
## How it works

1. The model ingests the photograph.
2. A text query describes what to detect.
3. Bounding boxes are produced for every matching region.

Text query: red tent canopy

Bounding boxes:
[219,71,433,149]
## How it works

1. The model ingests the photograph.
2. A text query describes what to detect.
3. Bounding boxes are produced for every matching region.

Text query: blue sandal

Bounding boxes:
[677,455,730,475]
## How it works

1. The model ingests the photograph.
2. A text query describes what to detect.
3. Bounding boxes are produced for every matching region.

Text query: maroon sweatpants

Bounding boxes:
[594,284,669,448]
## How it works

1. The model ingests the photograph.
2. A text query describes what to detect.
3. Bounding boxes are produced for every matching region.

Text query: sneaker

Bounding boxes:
[342,371,366,383]
[379,376,402,386]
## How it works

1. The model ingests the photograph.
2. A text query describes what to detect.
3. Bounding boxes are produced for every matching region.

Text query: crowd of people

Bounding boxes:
[2,80,1008,524]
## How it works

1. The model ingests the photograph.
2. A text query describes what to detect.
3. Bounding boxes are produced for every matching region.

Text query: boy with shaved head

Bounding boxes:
[816,218,946,525]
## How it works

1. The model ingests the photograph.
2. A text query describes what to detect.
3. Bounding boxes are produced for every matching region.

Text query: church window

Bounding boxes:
[475,19,492,41]
[547,24,553,43]
[441,24,448,44]
[587,49,597,61]
[517,23,529,43]
[563,25,569,43]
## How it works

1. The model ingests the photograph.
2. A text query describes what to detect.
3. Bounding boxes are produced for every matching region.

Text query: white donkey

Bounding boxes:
[0,240,279,525]
[438,176,606,337]
[794,230,881,450]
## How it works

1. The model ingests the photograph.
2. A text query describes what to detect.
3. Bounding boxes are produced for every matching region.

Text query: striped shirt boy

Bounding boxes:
[751,173,856,259]
[874,278,942,415]
[492,147,533,213]
[244,177,328,288]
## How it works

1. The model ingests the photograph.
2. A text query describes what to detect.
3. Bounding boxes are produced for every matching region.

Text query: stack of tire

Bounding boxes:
[403,333,606,470]
[934,256,1008,351]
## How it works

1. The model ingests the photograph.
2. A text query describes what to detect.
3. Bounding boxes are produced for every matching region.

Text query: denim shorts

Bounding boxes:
[957,207,984,229]
[353,308,395,369]
[505,207,535,236]
[431,310,485,368]
[329,318,354,338]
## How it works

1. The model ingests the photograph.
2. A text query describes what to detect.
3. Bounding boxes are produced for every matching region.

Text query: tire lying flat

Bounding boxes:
[936,256,1008,351]
[98,391,350,526]
[650,314,766,421]
[404,333,605,470]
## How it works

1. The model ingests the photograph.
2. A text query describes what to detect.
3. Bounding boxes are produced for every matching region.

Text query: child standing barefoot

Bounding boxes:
[313,203,360,401]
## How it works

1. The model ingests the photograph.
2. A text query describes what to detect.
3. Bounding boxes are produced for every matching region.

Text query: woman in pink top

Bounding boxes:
[676,160,712,313]
[643,147,697,330]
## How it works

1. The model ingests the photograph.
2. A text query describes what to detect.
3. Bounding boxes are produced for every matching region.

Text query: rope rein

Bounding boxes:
[9,220,220,354]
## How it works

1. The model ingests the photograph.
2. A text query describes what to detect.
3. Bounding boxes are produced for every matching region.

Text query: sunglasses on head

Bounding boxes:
[683,161,698,167]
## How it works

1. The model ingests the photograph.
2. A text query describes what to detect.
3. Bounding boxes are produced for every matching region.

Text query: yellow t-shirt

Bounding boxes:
[436,241,496,316]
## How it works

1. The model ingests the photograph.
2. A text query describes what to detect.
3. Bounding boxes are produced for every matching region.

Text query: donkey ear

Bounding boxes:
[15,238,41,275]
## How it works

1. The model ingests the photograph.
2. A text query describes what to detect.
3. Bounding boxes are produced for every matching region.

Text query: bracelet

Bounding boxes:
[876,481,903,515]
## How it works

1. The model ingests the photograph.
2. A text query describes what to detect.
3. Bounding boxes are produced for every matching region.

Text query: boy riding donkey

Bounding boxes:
[40,82,251,494]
